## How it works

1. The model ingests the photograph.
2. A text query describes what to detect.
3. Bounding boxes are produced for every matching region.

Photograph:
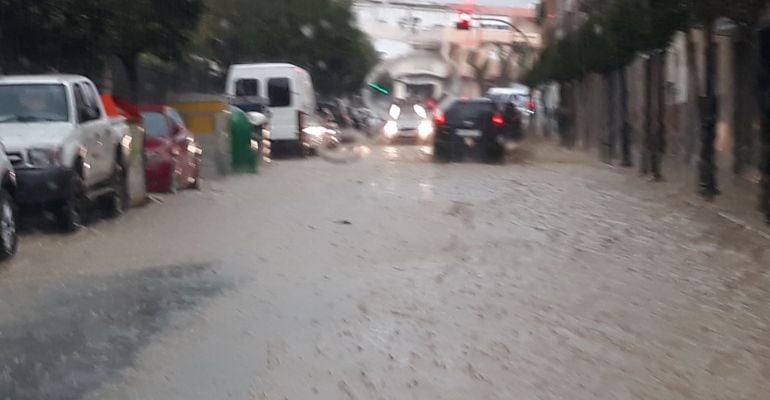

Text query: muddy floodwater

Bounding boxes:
[1,142,769,400]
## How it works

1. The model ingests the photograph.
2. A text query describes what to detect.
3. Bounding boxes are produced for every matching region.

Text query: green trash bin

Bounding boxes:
[229,105,260,173]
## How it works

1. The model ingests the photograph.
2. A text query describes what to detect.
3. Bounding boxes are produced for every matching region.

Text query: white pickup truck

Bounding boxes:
[0,75,129,231]
[0,146,18,260]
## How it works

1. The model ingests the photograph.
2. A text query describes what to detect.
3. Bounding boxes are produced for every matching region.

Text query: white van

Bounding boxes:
[226,63,317,150]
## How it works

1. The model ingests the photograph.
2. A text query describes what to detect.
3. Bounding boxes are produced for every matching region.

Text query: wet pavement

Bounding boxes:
[1,141,769,399]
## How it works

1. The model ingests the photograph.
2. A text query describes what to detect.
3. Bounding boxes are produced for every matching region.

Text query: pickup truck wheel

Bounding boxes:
[101,160,126,219]
[0,190,18,261]
[57,174,84,233]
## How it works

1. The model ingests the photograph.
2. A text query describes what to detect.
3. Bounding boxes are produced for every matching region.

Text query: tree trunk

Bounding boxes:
[699,22,720,200]
[652,50,666,181]
[602,72,614,163]
[559,82,576,148]
[685,29,702,165]
[619,67,633,167]
[120,54,140,104]
[733,27,759,175]
[759,28,770,224]
[641,54,654,175]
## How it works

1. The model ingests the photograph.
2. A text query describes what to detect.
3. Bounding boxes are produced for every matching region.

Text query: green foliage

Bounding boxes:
[524,0,689,86]
[103,0,203,62]
[0,0,111,75]
[0,0,202,76]
[195,0,377,95]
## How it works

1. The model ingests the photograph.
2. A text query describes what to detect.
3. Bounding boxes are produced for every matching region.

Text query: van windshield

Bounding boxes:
[0,84,69,123]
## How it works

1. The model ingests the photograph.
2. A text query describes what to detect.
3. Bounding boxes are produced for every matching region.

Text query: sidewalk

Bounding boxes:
[655,156,770,241]
[530,136,770,241]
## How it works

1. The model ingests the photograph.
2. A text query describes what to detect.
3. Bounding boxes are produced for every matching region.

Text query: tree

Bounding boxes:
[194,0,377,96]
[725,1,767,176]
[0,0,110,76]
[684,0,722,198]
[102,0,204,102]
[467,47,493,94]
[0,0,203,101]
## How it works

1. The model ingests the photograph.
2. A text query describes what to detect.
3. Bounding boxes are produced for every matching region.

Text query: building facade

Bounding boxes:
[353,0,542,99]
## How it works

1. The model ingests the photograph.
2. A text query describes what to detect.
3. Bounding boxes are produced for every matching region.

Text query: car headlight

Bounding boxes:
[303,126,328,137]
[384,121,398,138]
[27,148,61,167]
[418,120,433,139]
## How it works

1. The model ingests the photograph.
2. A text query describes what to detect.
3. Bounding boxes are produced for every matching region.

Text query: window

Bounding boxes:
[235,79,259,97]
[168,109,186,128]
[84,83,102,119]
[445,101,495,123]
[74,85,91,122]
[267,78,291,107]
[0,84,69,123]
[141,112,170,137]
[74,83,100,122]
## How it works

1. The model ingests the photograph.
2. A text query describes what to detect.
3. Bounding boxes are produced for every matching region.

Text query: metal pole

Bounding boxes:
[471,16,533,48]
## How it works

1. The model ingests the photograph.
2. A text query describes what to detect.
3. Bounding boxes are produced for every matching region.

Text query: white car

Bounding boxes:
[0,144,17,260]
[383,103,433,144]
[0,75,129,232]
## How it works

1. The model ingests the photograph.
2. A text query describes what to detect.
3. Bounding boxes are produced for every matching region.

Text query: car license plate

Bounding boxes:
[457,129,481,137]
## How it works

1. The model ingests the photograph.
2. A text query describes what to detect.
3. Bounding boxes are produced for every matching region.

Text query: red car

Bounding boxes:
[139,105,202,193]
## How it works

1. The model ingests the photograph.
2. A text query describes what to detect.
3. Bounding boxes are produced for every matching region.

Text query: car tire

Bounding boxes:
[56,173,84,233]
[0,190,18,261]
[101,160,126,219]
[486,144,505,165]
[191,167,201,190]
[433,144,449,163]
[168,165,179,194]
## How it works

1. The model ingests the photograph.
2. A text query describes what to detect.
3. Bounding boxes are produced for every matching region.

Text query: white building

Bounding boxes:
[353,0,541,98]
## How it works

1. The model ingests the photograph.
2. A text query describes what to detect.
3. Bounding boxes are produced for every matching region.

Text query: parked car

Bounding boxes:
[139,105,202,193]
[226,63,317,154]
[0,75,129,232]
[0,145,18,260]
[494,100,524,141]
[383,102,434,144]
[363,109,386,137]
[350,107,378,131]
[432,98,508,163]
[487,86,536,117]
[318,99,353,129]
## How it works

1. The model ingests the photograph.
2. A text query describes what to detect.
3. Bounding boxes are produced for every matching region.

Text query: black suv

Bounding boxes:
[433,98,519,162]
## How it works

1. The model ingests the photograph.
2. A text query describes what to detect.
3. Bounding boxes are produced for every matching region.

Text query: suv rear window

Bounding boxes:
[268,78,291,107]
[445,101,495,123]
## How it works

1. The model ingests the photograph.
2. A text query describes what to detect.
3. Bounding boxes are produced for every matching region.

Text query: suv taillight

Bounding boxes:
[492,114,505,127]
[433,113,446,125]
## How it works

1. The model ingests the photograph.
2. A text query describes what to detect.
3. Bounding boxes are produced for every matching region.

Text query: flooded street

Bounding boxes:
[2,142,770,399]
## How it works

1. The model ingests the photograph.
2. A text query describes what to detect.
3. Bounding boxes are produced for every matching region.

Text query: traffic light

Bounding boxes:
[456,11,472,30]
